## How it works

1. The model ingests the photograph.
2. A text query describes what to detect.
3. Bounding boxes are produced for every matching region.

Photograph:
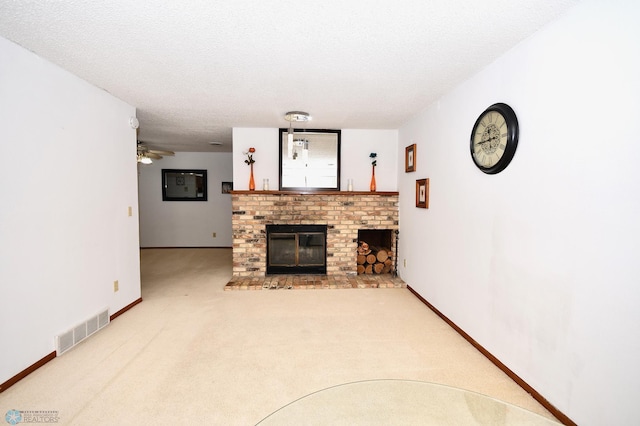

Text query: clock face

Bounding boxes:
[472,110,507,168]
[470,103,519,174]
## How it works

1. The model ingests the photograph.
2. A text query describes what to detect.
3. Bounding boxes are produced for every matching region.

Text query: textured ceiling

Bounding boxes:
[0,0,579,152]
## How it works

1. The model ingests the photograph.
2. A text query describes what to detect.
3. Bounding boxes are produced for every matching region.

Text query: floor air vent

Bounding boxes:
[56,308,109,356]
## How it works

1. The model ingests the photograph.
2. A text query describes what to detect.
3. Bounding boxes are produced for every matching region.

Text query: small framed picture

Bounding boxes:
[416,178,429,209]
[405,144,416,172]
[221,181,233,194]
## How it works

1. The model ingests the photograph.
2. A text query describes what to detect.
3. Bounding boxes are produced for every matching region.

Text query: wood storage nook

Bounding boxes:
[357,240,394,275]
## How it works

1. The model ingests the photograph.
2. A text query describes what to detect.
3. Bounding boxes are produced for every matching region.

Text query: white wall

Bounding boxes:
[137,152,233,247]
[397,1,640,424]
[232,128,398,191]
[0,37,141,383]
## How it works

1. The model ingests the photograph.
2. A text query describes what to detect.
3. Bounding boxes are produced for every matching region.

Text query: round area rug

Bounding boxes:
[256,379,561,425]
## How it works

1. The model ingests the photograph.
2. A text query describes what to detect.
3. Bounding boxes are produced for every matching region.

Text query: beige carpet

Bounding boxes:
[0,248,559,425]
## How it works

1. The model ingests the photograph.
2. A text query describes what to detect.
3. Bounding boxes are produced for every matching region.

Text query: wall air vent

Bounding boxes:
[55,308,110,356]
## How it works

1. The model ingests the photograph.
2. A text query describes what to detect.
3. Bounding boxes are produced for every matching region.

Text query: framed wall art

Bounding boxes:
[221,181,233,194]
[405,144,416,172]
[416,178,429,209]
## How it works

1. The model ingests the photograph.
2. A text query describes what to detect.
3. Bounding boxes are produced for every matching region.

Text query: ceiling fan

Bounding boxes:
[137,141,175,164]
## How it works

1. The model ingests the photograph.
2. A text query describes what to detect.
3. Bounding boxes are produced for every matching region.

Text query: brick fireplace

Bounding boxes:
[231,191,399,277]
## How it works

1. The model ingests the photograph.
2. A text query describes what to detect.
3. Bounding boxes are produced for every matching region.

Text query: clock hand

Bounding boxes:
[479,135,499,145]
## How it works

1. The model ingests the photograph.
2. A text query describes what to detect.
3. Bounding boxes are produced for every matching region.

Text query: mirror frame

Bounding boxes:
[278,128,341,192]
[162,169,208,201]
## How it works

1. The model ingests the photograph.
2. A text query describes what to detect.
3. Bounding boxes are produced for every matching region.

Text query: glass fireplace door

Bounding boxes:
[267,225,327,274]
[268,233,297,266]
[297,233,325,266]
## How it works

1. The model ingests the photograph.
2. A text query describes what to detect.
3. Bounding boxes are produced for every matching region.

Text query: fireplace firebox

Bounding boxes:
[266,225,327,274]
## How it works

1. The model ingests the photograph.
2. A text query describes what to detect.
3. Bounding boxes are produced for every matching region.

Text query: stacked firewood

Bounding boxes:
[356,241,394,274]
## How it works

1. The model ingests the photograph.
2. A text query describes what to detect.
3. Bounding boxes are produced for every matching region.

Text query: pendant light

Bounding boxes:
[284,111,311,159]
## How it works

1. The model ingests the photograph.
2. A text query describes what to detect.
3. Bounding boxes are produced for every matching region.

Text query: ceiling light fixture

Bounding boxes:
[137,153,152,164]
[284,111,311,160]
[284,111,311,123]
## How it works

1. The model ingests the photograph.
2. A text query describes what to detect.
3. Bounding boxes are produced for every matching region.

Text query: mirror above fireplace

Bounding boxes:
[278,129,341,191]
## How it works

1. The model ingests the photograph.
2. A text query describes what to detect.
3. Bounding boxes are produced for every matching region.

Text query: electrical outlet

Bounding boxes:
[212,232,216,238]
[127,206,132,217]
[403,259,407,267]
[113,280,119,292]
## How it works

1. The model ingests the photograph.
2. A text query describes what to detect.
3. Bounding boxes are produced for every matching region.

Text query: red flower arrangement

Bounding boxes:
[244,147,256,165]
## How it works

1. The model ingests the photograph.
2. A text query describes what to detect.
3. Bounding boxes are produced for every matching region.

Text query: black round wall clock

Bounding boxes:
[470,103,519,174]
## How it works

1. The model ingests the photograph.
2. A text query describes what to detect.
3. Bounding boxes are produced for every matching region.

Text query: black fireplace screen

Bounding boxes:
[267,225,327,274]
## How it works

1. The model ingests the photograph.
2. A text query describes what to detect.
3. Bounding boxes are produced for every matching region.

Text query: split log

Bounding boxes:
[357,254,367,265]
[357,241,371,256]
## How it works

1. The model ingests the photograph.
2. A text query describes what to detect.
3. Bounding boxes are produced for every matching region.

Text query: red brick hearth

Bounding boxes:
[230,191,399,278]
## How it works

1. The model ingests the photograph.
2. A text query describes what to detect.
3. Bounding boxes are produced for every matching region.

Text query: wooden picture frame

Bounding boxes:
[405,144,416,172]
[416,178,429,209]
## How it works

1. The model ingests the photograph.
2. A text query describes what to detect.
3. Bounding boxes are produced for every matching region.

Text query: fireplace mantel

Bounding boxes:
[231,192,399,277]
[230,190,399,196]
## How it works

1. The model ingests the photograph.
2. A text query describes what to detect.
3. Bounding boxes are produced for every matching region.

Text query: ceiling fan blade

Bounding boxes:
[145,152,162,159]
[148,150,175,156]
